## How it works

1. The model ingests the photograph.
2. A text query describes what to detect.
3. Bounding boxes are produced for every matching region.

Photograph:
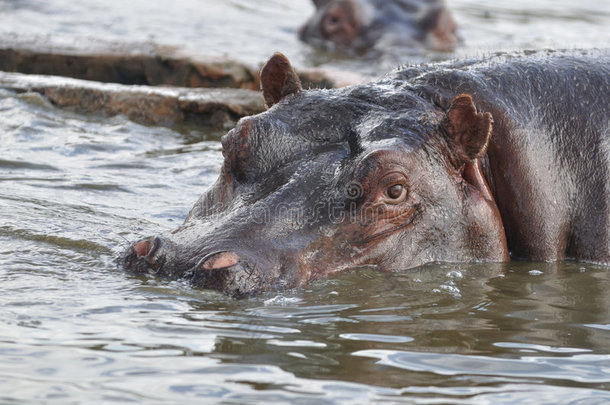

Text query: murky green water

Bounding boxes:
[1,1,610,404]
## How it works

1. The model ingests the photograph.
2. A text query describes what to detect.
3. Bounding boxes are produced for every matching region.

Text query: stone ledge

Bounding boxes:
[0,71,265,129]
[0,37,373,90]
[0,40,261,90]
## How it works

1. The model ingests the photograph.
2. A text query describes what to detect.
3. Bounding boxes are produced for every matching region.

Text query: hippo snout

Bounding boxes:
[123,237,280,297]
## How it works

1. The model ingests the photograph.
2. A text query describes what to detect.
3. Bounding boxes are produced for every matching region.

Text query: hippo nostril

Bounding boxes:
[202,252,240,270]
[133,236,163,259]
[134,240,152,257]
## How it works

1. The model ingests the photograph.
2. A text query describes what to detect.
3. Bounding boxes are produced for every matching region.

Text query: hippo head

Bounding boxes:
[299,0,458,55]
[122,53,507,297]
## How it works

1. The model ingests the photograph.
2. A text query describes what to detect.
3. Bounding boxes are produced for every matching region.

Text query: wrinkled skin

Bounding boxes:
[299,0,458,55]
[123,50,610,297]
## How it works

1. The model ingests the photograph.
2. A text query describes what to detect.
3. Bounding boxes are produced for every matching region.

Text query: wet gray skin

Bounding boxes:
[123,50,610,297]
[299,0,458,55]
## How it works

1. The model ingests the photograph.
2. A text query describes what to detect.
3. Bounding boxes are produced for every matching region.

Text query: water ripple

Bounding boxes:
[354,350,610,383]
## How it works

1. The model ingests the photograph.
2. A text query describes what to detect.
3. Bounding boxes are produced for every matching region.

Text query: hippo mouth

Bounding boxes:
[189,256,267,298]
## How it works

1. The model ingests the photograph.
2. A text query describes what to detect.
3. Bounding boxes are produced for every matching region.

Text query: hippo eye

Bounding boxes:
[386,184,406,201]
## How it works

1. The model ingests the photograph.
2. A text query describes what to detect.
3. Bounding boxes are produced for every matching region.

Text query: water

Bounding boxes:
[1,0,610,404]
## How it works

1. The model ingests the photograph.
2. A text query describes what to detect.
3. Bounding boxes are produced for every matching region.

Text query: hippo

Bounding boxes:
[299,0,458,55]
[123,50,610,297]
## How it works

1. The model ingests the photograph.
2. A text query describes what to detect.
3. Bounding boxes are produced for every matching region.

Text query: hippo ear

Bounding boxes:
[260,52,302,108]
[428,9,459,52]
[443,93,493,162]
[312,0,332,8]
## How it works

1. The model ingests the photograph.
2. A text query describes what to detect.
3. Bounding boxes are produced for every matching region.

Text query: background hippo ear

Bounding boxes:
[443,93,493,161]
[260,52,302,108]
[312,0,332,9]
[427,8,459,52]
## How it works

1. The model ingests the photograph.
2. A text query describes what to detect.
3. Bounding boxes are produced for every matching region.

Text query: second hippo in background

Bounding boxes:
[299,0,458,56]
